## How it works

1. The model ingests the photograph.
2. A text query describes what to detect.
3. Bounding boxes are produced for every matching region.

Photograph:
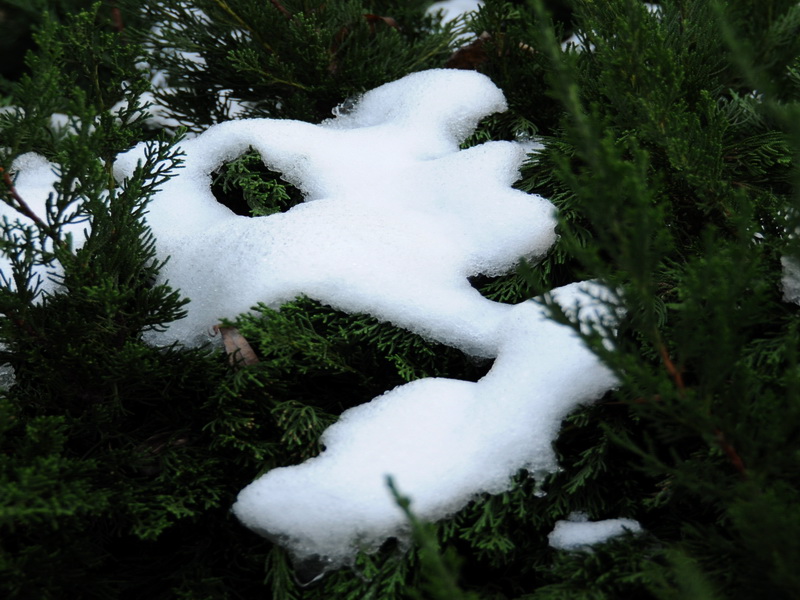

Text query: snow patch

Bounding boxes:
[3,68,623,569]
[548,512,643,551]
[116,68,621,568]
[234,282,620,566]
[781,255,800,305]
[116,69,555,351]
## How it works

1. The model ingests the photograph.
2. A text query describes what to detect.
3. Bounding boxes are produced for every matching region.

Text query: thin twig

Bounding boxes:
[110,6,125,32]
[0,167,66,250]
[0,168,50,232]
[211,0,277,54]
[269,0,292,19]
[714,428,748,477]
[657,340,685,393]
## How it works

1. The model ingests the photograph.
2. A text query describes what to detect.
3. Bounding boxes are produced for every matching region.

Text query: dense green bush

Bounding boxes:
[0,1,798,598]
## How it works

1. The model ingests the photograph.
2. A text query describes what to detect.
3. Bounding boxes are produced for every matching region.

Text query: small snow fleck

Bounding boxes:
[548,512,643,551]
[427,0,483,25]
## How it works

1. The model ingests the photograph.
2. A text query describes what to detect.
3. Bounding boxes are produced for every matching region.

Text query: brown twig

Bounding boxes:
[658,342,685,393]
[714,427,747,477]
[445,32,491,70]
[214,325,260,367]
[270,0,292,19]
[110,6,125,32]
[0,167,50,233]
[364,14,399,33]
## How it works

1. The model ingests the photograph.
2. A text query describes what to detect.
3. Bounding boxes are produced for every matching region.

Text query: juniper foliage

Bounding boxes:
[126,0,459,129]
[1,0,799,599]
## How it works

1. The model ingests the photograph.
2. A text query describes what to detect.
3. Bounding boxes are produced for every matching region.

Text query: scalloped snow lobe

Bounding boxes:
[113,69,621,569]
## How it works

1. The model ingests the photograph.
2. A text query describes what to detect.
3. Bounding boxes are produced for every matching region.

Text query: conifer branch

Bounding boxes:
[210,0,277,54]
[246,68,311,91]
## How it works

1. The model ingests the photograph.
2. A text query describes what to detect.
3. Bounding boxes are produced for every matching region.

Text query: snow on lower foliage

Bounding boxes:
[234,282,619,571]
[7,68,621,570]
[548,512,643,552]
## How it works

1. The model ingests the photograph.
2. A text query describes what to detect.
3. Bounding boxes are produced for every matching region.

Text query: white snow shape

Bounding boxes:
[113,68,619,568]
[548,512,643,551]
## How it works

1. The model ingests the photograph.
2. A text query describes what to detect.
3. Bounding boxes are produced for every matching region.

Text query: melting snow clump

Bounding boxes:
[548,512,643,551]
[234,282,620,568]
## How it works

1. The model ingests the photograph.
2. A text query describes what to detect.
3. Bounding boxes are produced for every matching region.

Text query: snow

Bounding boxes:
[427,0,483,25]
[4,68,623,570]
[782,256,800,305]
[115,69,557,352]
[233,282,620,567]
[120,68,619,568]
[548,512,643,551]
[7,152,58,201]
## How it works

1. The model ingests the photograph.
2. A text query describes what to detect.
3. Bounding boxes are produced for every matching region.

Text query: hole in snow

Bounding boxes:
[211,148,305,217]
[468,271,536,304]
[293,554,333,587]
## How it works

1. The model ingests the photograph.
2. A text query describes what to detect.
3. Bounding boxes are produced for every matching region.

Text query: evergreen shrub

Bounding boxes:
[0,1,798,598]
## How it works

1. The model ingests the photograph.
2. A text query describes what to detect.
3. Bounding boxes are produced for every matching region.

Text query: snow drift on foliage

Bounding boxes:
[7,68,623,570]
[119,68,622,569]
[114,69,557,353]
[0,152,87,293]
[234,281,620,569]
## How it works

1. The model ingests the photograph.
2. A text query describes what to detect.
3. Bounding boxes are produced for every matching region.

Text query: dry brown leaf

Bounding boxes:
[445,32,491,70]
[214,325,260,366]
[364,14,400,31]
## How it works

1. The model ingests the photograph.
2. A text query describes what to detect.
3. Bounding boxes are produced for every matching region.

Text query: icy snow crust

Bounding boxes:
[8,69,621,568]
